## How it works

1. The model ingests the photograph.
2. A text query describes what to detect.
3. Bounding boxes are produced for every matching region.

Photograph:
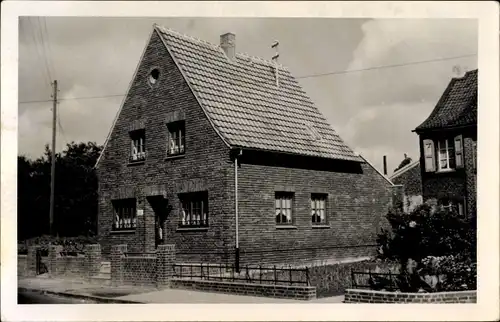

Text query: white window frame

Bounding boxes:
[167,122,185,156]
[130,130,146,162]
[311,194,327,225]
[437,138,455,171]
[179,192,208,227]
[113,199,137,231]
[275,192,293,225]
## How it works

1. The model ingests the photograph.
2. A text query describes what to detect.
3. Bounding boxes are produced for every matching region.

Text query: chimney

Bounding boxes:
[271,41,280,87]
[383,155,388,176]
[220,33,236,61]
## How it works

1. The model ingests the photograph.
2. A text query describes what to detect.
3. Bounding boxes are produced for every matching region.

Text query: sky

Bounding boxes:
[18,17,478,175]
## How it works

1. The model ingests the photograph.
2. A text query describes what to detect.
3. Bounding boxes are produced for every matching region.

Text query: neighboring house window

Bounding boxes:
[112,199,137,230]
[440,198,465,217]
[167,121,185,156]
[437,138,455,170]
[179,192,208,227]
[311,194,327,224]
[130,130,146,162]
[423,135,463,173]
[275,192,293,225]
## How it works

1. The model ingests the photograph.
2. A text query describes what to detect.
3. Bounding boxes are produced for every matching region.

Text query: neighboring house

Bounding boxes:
[95,24,397,266]
[389,160,423,213]
[413,69,477,218]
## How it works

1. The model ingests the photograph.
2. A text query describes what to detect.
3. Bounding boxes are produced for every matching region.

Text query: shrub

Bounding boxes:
[375,201,476,292]
[18,235,98,255]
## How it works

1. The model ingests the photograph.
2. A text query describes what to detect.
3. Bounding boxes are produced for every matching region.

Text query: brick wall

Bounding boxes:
[97,28,396,266]
[419,127,476,218]
[97,29,233,260]
[171,279,316,300]
[344,289,476,303]
[54,255,86,278]
[18,255,27,276]
[234,153,393,265]
[122,254,157,287]
[111,244,176,288]
[391,163,423,212]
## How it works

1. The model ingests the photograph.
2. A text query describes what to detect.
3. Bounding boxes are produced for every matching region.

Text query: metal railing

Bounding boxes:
[173,263,310,286]
[351,269,400,291]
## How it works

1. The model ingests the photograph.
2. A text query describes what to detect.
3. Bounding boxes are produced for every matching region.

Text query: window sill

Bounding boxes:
[176,227,209,232]
[436,169,456,174]
[276,225,297,230]
[165,154,185,161]
[128,160,145,166]
[312,225,330,229]
[110,230,136,234]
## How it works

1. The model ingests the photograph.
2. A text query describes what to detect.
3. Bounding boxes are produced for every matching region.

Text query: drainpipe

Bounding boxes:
[234,149,242,272]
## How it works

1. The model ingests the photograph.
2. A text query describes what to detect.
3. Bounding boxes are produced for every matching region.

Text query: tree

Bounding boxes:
[17,142,102,239]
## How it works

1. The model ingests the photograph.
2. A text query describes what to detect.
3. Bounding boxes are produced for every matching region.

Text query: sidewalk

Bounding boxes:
[18,276,344,303]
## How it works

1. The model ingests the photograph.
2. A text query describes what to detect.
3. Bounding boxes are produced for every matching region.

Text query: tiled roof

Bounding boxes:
[415,69,477,131]
[155,26,362,162]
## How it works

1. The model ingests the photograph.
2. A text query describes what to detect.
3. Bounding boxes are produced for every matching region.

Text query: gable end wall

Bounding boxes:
[97,30,234,258]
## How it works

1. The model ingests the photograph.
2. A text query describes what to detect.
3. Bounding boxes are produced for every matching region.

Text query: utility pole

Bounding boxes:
[49,80,57,236]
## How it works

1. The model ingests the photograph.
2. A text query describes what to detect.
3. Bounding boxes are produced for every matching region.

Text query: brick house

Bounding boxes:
[389,160,423,212]
[95,25,397,266]
[413,69,477,217]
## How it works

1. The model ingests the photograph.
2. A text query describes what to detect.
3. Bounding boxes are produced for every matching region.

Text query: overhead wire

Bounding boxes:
[19,53,477,105]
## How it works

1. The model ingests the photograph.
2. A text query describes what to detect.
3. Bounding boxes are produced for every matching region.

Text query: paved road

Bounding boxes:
[18,290,95,304]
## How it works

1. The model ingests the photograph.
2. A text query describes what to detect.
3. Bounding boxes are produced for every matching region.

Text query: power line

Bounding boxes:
[19,53,478,104]
[35,17,54,81]
[19,94,126,104]
[27,17,52,88]
[40,17,57,79]
[295,53,477,79]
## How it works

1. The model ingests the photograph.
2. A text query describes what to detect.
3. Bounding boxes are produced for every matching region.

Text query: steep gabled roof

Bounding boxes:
[155,25,362,162]
[415,69,477,132]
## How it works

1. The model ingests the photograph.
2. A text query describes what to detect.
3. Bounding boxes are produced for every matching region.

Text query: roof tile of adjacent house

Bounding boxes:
[415,69,477,132]
[155,26,362,162]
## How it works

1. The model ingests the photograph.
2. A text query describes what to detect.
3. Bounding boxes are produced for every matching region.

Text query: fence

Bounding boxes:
[173,263,310,286]
[351,269,399,291]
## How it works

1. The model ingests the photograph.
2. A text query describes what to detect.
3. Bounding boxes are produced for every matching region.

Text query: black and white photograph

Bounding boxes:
[1,1,499,321]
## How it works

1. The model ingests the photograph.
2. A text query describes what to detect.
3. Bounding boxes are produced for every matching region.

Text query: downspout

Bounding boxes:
[234,149,242,272]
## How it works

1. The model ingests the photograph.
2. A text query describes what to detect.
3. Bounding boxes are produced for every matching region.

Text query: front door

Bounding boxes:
[147,196,171,249]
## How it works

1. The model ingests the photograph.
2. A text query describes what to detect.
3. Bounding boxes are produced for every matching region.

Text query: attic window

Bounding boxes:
[304,123,322,141]
[149,69,160,85]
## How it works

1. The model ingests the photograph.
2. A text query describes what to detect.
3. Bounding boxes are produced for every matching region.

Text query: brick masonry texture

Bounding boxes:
[418,126,477,217]
[344,289,477,303]
[97,30,232,260]
[122,255,157,287]
[391,163,422,196]
[170,279,317,300]
[18,255,27,276]
[97,29,396,265]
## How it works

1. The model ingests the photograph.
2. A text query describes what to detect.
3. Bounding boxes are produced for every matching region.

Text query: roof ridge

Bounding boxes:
[237,52,286,69]
[155,24,287,69]
[155,25,220,50]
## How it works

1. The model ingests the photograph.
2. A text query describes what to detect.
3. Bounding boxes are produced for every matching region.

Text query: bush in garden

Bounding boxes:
[375,200,476,292]
[18,235,99,256]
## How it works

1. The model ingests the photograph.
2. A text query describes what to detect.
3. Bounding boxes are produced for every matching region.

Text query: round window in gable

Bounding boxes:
[149,68,160,85]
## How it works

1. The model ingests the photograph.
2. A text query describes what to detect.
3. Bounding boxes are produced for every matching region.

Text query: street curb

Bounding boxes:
[18,287,144,304]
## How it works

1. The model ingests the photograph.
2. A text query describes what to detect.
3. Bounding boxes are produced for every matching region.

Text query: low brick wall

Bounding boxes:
[171,279,317,300]
[309,260,399,298]
[18,255,27,276]
[54,255,86,278]
[344,289,477,303]
[122,254,157,287]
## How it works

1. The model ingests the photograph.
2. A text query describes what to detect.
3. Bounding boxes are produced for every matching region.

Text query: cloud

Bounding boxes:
[328,18,478,174]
